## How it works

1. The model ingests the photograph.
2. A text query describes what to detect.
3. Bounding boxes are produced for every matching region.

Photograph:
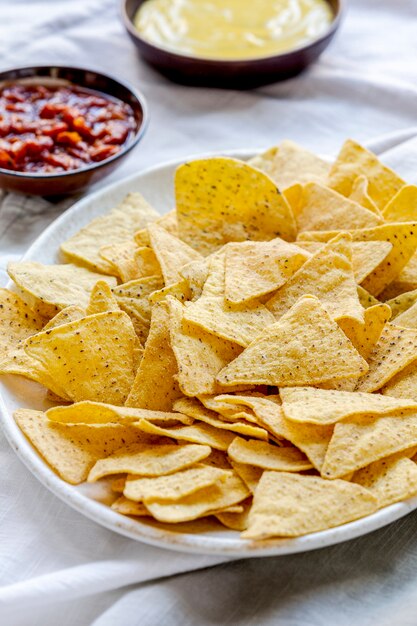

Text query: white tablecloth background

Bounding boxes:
[2,1,417,624]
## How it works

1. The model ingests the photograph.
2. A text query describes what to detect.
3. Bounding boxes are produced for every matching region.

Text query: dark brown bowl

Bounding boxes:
[122,0,342,89]
[0,66,148,196]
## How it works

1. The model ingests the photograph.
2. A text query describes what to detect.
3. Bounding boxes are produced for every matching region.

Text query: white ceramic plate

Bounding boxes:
[1,149,417,557]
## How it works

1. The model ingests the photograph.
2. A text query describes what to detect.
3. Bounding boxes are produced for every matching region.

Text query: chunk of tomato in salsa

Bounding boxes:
[0,83,136,173]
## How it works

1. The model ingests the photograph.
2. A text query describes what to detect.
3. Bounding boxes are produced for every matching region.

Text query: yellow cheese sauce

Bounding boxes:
[133,0,334,60]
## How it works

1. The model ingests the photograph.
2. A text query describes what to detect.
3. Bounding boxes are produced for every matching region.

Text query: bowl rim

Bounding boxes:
[0,64,149,180]
[121,0,344,65]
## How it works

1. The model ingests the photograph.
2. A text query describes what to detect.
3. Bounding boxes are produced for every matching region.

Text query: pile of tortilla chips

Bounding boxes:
[5,139,417,541]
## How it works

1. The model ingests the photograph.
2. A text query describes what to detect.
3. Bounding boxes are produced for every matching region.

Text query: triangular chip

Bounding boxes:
[280,386,417,425]
[126,301,182,411]
[43,305,86,330]
[24,311,141,404]
[87,280,119,315]
[321,412,417,478]
[293,182,382,232]
[266,234,364,323]
[8,261,117,318]
[381,360,417,400]
[242,471,377,539]
[382,185,417,222]
[61,193,159,273]
[353,452,417,508]
[348,175,381,216]
[297,223,417,297]
[0,289,44,360]
[14,409,149,484]
[380,251,417,300]
[112,275,164,343]
[328,139,405,209]
[148,222,202,286]
[224,239,309,304]
[183,255,277,347]
[175,157,297,254]
[248,140,329,189]
[167,296,244,396]
[337,303,391,360]
[356,323,417,392]
[228,437,312,471]
[217,296,368,387]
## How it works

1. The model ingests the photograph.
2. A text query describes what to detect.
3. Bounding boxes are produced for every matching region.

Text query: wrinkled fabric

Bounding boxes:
[2,1,417,625]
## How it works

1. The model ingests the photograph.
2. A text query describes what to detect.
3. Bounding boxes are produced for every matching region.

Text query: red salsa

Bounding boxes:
[0,83,137,173]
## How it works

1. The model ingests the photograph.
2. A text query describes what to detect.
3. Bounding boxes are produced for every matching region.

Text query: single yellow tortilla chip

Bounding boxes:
[228,437,312,472]
[111,497,150,516]
[356,323,417,392]
[86,281,119,315]
[0,288,44,365]
[46,401,192,426]
[24,311,141,404]
[43,305,86,330]
[321,412,417,479]
[337,303,391,360]
[382,185,417,222]
[112,275,164,343]
[134,418,236,451]
[148,222,202,286]
[125,301,182,411]
[61,193,159,273]
[167,296,245,397]
[348,175,382,216]
[353,453,417,508]
[380,251,417,301]
[242,471,377,539]
[183,255,275,347]
[145,471,249,523]
[266,234,364,324]
[248,140,329,189]
[14,409,149,484]
[175,157,297,255]
[217,296,368,388]
[280,386,417,425]
[301,223,417,297]
[173,397,269,440]
[328,139,405,210]
[294,182,382,232]
[381,360,417,400]
[88,442,211,481]
[124,464,228,502]
[8,261,117,318]
[224,239,309,304]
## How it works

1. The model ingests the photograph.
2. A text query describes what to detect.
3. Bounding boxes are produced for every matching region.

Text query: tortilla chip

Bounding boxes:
[175,157,297,255]
[294,182,382,232]
[298,223,417,297]
[134,418,236,451]
[215,499,252,531]
[322,412,417,478]
[124,464,228,502]
[381,252,417,300]
[8,261,117,318]
[248,140,329,189]
[87,442,211,481]
[280,386,417,425]
[353,453,417,508]
[381,360,417,400]
[328,139,405,210]
[173,397,269,440]
[224,239,309,304]
[144,471,249,523]
[43,305,86,330]
[0,289,44,364]
[228,437,312,471]
[217,296,368,388]
[356,323,417,392]
[148,280,191,305]
[14,409,149,484]
[99,240,140,283]
[24,311,141,404]
[125,302,182,411]
[167,296,245,396]
[387,289,417,319]
[242,471,377,539]
[148,222,202,286]
[348,175,382,216]
[179,255,214,300]
[86,281,119,315]
[337,303,391,360]
[357,286,380,309]
[61,193,159,273]
[46,401,192,426]
[382,185,417,222]
[112,275,164,343]
[266,234,364,324]
[111,497,150,516]
[393,301,417,329]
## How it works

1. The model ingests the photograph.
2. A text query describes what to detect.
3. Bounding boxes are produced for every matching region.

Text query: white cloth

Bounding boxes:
[2,0,417,624]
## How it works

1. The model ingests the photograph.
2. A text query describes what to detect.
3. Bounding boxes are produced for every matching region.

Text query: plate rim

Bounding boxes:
[1,148,417,557]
